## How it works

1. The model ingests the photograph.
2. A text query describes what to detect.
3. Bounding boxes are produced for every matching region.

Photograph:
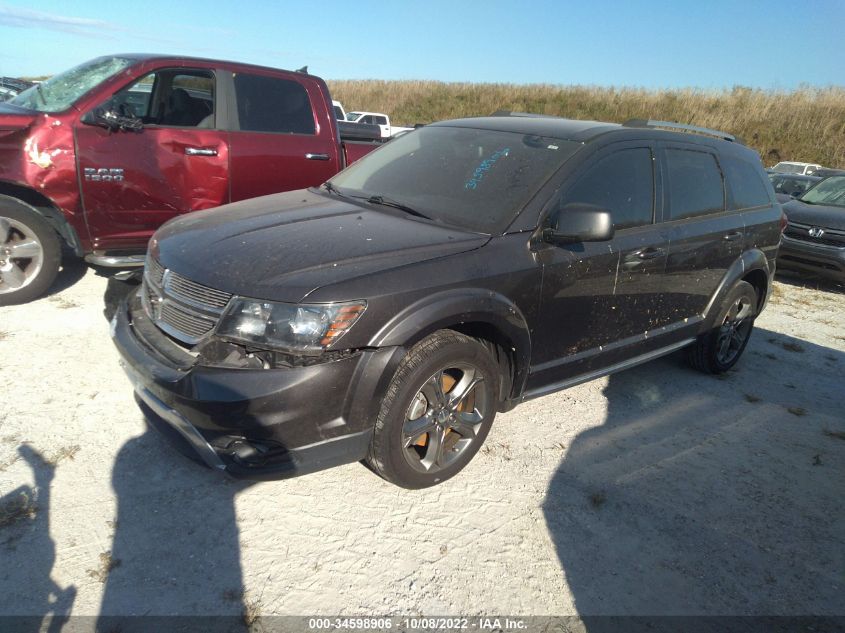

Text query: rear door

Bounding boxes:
[659,143,744,320]
[225,71,341,201]
[76,67,229,252]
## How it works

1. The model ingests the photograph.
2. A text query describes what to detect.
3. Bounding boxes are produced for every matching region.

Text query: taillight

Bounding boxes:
[779,211,788,234]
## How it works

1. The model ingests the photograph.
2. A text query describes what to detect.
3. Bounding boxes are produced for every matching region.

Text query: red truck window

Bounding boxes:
[233,73,315,135]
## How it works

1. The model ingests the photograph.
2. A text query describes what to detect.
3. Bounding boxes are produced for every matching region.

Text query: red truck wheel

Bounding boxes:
[0,202,61,306]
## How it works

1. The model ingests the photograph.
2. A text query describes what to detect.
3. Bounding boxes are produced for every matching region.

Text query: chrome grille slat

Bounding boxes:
[141,258,231,345]
[166,271,232,309]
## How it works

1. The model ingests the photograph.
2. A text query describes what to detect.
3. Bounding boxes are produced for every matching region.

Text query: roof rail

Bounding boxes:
[489,110,559,119]
[623,119,742,144]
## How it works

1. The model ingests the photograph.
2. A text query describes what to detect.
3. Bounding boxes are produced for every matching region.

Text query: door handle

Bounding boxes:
[305,153,330,161]
[622,247,664,268]
[723,231,743,241]
[185,147,218,156]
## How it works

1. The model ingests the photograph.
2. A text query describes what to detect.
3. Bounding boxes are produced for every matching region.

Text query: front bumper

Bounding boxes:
[778,236,845,281]
[111,291,399,480]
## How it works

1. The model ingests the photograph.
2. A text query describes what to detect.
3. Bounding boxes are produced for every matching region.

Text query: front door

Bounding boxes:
[528,143,668,390]
[75,67,229,252]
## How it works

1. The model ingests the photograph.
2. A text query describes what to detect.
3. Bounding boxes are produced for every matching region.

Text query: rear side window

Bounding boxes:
[723,155,772,209]
[233,73,315,135]
[564,148,654,230]
[666,149,724,220]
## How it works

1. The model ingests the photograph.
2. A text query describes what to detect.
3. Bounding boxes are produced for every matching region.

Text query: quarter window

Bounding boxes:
[666,149,725,220]
[233,73,315,135]
[563,148,654,230]
[723,155,772,209]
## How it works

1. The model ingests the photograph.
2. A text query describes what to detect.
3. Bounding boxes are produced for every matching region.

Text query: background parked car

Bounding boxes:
[770,161,822,176]
[779,175,845,282]
[0,77,34,101]
[768,172,822,203]
[346,110,414,138]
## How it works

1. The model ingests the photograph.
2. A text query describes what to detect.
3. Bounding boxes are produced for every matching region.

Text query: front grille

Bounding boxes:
[159,301,218,339]
[166,271,232,309]
[142,258,233,345]
[785,221,845,248]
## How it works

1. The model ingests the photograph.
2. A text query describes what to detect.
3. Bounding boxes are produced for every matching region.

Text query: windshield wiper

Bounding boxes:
[34,83,47,106]
[362,195,431,220]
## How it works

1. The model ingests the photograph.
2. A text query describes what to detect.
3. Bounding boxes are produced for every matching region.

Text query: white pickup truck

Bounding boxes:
[346,111,413,139]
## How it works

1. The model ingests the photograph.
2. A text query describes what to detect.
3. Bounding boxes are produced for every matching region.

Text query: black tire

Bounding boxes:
[0,201,61,306]
[367,330,499,489]
[688,280,758,374]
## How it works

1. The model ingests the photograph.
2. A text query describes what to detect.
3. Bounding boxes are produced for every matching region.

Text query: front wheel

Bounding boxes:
[0,203,61,306]
[688,280,758,374]
[367,330,499,489]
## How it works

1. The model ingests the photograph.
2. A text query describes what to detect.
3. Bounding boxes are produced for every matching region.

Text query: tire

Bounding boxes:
[688,280,758,374]
[367,330,499,489]
[0,202,61,306]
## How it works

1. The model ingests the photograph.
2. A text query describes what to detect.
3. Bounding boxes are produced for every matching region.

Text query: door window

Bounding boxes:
[233,73,315,135]
[563,148,654,230]
[665,149,725,220]
[103,69,215,128]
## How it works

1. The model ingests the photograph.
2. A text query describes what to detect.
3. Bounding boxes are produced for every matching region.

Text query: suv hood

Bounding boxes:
[783,198,845,230]
[152,189,489,303]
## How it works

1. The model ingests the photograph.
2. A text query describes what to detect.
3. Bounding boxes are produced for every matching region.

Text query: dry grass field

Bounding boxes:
[328,81,845,168]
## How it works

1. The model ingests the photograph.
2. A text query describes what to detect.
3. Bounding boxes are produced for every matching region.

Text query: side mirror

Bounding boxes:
[83,106,143,132]
[543,203,615,245]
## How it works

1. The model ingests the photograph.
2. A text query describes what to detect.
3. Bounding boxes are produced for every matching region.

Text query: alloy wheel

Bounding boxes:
[0,216,44,295]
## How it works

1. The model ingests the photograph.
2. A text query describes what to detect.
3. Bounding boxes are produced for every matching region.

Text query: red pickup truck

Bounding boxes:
[0,54,382,305]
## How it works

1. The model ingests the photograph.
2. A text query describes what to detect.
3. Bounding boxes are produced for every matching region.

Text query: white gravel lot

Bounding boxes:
[0,262,843,623]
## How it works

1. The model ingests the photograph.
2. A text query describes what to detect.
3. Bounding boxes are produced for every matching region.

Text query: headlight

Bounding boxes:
[216,299,366,354]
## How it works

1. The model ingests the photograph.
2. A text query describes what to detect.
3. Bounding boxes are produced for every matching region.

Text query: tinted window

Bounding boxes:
[233,73,315,134]
[666,149,724,220]
[328,126,580,233]
[564,148,654,230]
[723,155,772,209]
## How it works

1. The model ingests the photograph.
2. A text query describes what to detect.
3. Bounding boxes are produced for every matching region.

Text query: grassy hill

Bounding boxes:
[328,81,845,169]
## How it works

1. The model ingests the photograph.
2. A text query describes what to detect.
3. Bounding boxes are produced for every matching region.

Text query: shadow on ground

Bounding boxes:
[96,429,254,631]
[45,256,88,297]
[0,446,76,632]
[543,328,845,619]
[776,269,844,295]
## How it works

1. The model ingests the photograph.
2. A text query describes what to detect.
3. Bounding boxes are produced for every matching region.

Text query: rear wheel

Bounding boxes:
[367,330,499,489]
[688,280,758,374]
[0,203,61,306]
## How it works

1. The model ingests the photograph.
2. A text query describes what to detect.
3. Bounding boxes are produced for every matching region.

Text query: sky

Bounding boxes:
[0,0,843,88]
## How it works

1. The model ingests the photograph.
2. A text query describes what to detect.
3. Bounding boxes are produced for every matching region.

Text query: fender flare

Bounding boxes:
[701,248,771,330]
[0,186,83,256]
[368,288,533,400]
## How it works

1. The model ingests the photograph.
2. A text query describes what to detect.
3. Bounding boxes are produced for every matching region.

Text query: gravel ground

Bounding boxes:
[0,262,843,623]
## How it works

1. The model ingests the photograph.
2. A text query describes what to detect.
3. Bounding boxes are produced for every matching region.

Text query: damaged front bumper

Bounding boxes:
[111,290,399,480]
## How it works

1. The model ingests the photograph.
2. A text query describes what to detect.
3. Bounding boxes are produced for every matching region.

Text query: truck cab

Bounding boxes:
[346,111,414,139]
[0,54,381,305]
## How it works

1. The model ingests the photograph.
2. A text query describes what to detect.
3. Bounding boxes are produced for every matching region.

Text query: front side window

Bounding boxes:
[10,56,134,113]
[562,148,654,230]
[328,126,580,233]
[234,73,315,135]
[666,149,725,220]
[101,69,214,128]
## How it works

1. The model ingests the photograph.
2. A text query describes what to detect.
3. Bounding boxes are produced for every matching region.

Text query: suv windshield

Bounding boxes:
[800,176,845,208]
[9,56,134,113]
[328,125,579,233]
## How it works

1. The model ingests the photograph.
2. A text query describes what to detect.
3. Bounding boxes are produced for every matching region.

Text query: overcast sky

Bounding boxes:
[1,0,843,88]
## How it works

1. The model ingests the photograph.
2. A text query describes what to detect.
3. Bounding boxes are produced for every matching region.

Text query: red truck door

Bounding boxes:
[75,67,229,253]
[225,71,341,201]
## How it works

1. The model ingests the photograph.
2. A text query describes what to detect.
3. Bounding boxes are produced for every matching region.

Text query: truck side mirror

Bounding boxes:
[83,106,143,132]
[543,203,615,245]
